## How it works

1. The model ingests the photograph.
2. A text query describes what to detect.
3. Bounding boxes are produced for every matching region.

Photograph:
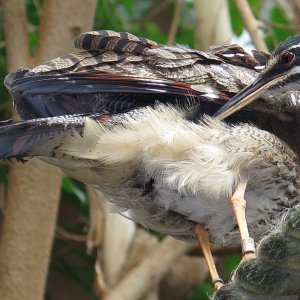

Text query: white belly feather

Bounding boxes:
[44,105,299,245]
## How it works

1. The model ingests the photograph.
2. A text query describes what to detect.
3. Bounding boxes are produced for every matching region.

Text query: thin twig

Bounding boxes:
[167,0,183,45]
[291,0,300,34]
[234,0,268,52]
[56,226,87,242]
[95,258,110,297]
[292,0,300,14]
[261,18,300,30]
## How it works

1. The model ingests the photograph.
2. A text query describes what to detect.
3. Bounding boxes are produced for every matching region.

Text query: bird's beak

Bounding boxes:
[214,72,287,121]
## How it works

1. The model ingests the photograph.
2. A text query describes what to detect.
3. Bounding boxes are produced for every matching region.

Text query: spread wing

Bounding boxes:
[5,30,266,120]
[0,30,271,161]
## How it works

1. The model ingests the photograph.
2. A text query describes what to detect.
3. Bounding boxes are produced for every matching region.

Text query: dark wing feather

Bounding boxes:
[5,31,264,121]
[6,72,234,120]
[0,113,104,159]
[211,45,270,69]
[0,101,268,161]
[1,30,269,162]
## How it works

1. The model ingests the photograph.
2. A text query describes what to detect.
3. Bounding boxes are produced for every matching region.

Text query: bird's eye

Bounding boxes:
[280,51,295,65]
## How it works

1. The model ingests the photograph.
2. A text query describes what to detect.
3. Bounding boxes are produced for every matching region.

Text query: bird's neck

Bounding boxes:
[269,110,300,159]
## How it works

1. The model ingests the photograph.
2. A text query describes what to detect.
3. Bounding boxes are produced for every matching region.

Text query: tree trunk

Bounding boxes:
[194,0,233,50]
[0,1,97,299]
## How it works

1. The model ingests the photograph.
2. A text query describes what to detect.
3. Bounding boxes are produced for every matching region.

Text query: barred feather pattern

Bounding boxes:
[25,30,264,94]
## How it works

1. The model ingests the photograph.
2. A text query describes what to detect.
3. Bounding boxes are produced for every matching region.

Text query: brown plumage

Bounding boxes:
[3,30,300,289]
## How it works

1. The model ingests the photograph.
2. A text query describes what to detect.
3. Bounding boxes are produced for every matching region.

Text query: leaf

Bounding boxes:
[228,0,244,36]
[62,177,87,205]
[270,6,295,45]
[187,280,213,300]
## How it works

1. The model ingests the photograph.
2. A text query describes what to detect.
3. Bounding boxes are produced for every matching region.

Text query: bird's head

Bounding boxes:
[215,35,300,120]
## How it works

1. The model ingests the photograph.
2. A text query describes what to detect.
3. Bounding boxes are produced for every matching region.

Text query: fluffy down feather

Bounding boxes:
[58,105,299,244]
[0,104,298,244]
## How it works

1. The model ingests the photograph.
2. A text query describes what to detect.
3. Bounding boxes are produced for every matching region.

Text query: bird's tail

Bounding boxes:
[0,113,102,160]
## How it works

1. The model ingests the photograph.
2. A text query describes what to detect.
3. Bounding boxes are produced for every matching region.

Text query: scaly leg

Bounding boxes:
[231,180,256,261]
[193,224,223,290]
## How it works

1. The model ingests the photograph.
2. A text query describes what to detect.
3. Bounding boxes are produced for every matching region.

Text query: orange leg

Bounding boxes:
[194,224,223,290]
[231,180,256,261]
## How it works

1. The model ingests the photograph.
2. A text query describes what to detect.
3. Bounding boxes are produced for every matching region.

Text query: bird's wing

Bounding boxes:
[6,72,233,120]
[5,30,264,120]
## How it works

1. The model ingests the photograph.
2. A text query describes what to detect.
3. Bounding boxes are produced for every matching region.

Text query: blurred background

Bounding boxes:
[0,1,299,299]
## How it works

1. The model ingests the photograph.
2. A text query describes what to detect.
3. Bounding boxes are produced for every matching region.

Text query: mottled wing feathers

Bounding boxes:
[4,30,268,124]
[211,44,270,69]
[19,30,261,84]
[251,49,271,66]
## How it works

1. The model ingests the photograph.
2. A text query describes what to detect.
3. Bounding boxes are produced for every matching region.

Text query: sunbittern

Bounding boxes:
[2,31,300,289]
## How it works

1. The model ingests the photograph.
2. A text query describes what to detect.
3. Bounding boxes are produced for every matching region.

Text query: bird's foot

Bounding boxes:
[241,237,256,261]
[242,252,256,262]
[212,277,224,290]
[193,224,224,291]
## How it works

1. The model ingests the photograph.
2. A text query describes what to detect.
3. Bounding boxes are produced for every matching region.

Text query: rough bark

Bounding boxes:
[0,1,97,300]
[35,0,97,62]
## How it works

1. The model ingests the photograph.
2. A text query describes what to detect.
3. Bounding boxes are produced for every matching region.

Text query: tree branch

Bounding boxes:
[234,0,268,52]
[0,1,97,300]
[35,0,97,63]
[1,0,31,71]
[103,237,190,300]
[194,0,233,50]
[167,0,183,45]
[291,0,300,34]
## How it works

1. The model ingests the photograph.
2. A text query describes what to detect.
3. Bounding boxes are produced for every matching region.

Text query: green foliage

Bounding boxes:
[94,0,196,47]
[223,253,242,278]
[62,177,88,208]
[188,281,213,300]
[228,0,261,37]
[25,0,40,54]
[228,0,244,36]
[269,6,296,49]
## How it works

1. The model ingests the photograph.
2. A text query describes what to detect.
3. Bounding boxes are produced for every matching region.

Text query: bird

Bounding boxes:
[3,30,300,289]
[1,103,300,289]
[7,31,300,157]
[6,30,268,122]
